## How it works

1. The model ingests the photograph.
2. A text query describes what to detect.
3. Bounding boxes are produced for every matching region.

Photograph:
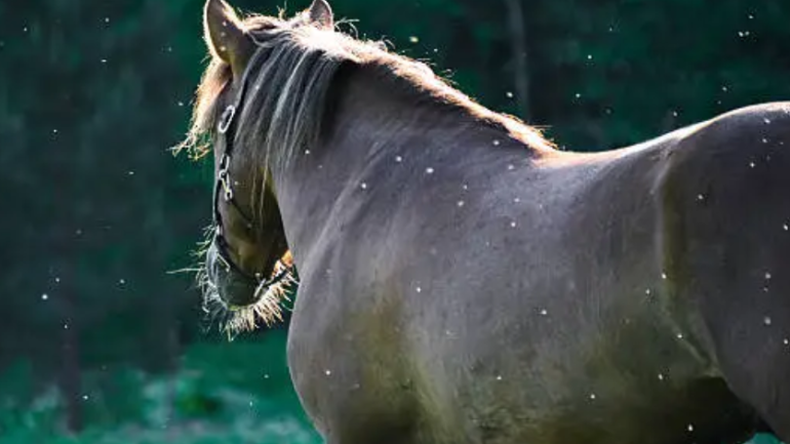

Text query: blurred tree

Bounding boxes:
[504,0,531,120]
[0,0,210,379]
[0,1,788,438]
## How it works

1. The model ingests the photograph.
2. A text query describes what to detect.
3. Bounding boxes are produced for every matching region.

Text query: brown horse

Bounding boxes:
[179,0,790,442]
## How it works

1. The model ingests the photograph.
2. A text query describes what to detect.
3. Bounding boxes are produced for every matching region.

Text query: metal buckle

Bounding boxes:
[218,154,234,201]
[218,105,236,134]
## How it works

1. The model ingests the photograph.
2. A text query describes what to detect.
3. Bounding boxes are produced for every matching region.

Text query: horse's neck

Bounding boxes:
[269,67,522,268]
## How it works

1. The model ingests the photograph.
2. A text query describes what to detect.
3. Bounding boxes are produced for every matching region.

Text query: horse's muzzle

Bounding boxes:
[206,239,261,307]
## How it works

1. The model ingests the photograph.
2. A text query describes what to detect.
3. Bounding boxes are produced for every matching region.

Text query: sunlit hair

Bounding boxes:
[174,10,554,162]
[194,225,296,337]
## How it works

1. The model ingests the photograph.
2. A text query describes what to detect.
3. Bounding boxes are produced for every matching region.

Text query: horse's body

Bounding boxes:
[286,70,790,444]
[187,1,790,442]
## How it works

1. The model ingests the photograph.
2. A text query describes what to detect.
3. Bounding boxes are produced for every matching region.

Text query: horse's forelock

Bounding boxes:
[174,13,287,160]
[174,56,232,159]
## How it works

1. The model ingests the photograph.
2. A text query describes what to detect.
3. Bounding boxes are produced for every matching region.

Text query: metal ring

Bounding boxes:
[218,153,231,172]
[218,105,236,134]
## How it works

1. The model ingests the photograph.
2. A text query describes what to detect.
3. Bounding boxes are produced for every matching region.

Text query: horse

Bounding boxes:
[178,0,790,442]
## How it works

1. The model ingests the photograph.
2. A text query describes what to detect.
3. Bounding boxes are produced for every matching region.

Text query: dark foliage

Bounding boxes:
[1,0,788,438]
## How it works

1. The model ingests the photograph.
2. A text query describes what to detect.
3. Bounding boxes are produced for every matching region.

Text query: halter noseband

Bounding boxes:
[210,54,290,294]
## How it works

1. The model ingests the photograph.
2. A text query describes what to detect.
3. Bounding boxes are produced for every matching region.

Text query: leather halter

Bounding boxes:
[211,83,259,285]
[209,46,293,298]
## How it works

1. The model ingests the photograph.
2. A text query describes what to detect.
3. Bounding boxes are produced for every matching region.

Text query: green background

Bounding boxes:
[2,0,789,442]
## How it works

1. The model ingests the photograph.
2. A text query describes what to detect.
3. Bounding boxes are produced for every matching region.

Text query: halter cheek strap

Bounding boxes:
[211,63,258,282]
[210,46,294,292]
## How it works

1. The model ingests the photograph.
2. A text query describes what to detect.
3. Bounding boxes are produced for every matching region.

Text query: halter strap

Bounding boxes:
[212,69,255,231]
[211,51,261,282]
[210,45,295,294]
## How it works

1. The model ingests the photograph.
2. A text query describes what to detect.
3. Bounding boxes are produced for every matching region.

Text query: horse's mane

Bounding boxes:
[176,10,556,334]
[176,11,555,164]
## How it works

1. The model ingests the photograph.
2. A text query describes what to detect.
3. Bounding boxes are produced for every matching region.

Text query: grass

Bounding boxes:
[0,329,783,444]
[0,330,321,444]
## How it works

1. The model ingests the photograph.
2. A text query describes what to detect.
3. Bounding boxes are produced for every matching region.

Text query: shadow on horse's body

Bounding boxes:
[183,1,790,442]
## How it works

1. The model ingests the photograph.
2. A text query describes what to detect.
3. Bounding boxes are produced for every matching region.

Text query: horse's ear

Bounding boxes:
[308,0,334,30]
[203,0,254,77]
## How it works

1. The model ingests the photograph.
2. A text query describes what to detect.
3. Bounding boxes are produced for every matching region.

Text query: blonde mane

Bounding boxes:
[175,11,554,162]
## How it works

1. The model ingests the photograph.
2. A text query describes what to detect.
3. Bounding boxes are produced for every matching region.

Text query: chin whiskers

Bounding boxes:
[221,258,298,335]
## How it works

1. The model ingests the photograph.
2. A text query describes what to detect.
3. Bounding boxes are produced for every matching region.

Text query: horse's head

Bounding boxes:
[186,0,334,330]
